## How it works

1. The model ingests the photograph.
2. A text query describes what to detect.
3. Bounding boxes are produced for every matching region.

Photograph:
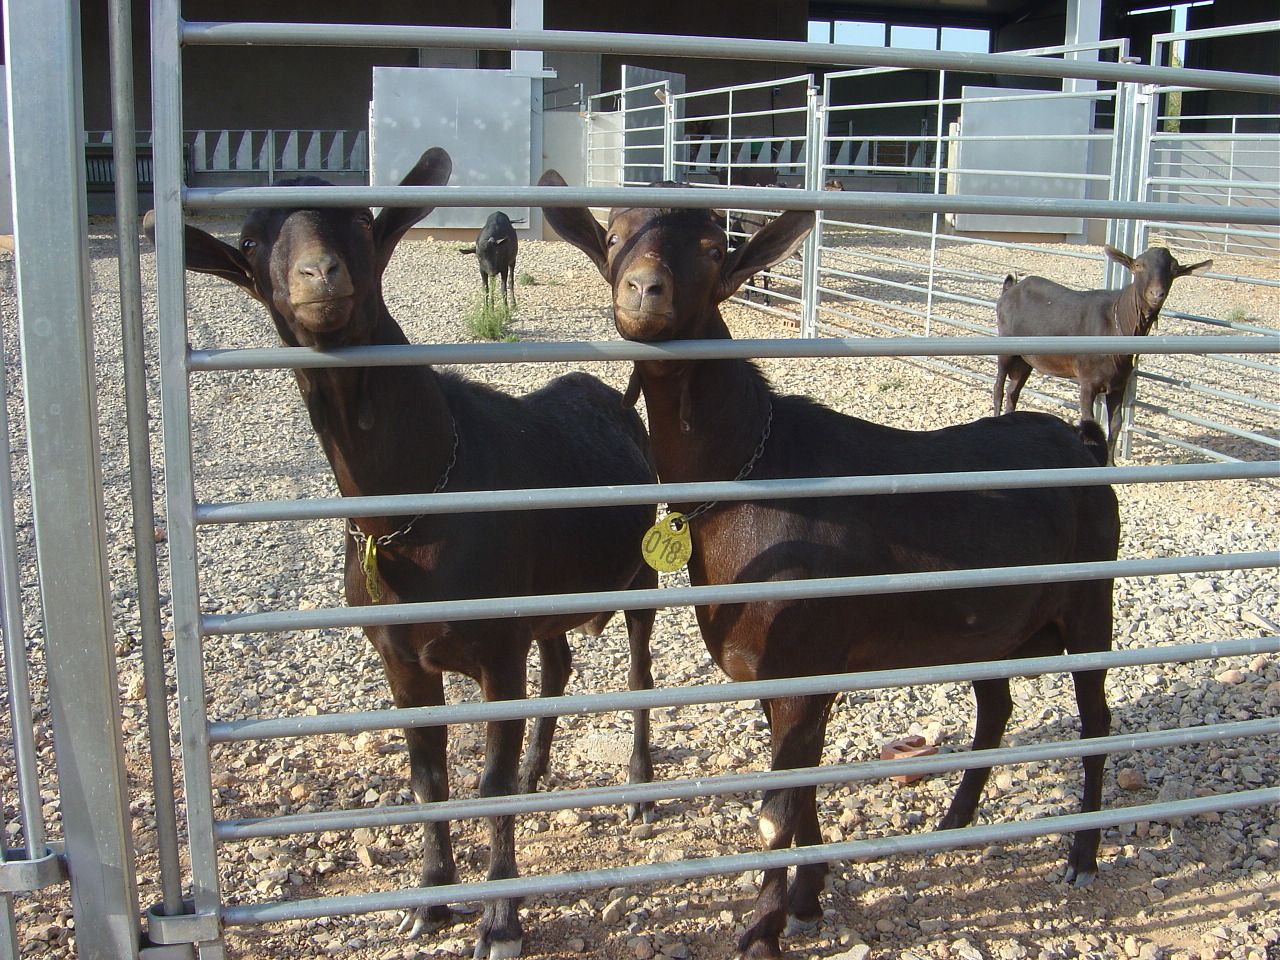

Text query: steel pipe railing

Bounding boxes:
[214,715,1278,840]
[208,635,1278,743]
[186,335,1280,373]
[220,787,1278,926]
[201,551,1276,637]
[178,22,1280,95]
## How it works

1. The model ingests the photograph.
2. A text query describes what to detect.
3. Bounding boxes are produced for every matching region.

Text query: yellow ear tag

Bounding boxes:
[361,536,383,603]
[641,512,693,573]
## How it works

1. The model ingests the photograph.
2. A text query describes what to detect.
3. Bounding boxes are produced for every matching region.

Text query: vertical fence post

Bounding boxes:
[923,69,948,339]
[2,1,141,957]
[150,0,226,956]
[662,83,675,182]
[107,0,187,922]
[800,83,822,338]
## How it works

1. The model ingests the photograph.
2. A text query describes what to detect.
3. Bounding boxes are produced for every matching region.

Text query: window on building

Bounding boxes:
[808,18,989,54]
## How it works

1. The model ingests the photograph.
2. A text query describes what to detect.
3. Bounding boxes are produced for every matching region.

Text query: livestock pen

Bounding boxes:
[0,4,1277,960]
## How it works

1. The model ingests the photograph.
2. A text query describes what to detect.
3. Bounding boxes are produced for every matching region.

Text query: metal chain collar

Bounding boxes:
[679,401,774,526]
[347,420,459,549]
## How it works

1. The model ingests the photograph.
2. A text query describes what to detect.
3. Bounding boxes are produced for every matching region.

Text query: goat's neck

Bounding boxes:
[1114,282,1158,336]
[293,308,455,538]
[634,331,773,490]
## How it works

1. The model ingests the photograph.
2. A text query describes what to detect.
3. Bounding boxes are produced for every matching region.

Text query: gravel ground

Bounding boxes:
[0,215,1276,960]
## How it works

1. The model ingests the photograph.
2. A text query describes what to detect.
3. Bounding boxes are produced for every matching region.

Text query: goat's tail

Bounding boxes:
[1076,419,1109,466]
[1002,273,1018,293]
[457,245,477,255]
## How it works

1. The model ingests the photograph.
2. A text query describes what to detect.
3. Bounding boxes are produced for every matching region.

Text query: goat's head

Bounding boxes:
[143,147,452,347]
[1105,245,1213,319]
[539,170,813,342]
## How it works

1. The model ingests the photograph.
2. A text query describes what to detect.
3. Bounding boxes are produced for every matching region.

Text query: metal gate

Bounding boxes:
[2,6,1278,960]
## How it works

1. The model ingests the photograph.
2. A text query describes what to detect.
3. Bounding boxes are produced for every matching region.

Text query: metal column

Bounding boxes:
[2,1,140,957]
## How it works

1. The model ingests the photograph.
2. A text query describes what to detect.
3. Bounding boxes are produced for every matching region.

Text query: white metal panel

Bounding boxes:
[953,85,1090,234]
[370,66,531,229]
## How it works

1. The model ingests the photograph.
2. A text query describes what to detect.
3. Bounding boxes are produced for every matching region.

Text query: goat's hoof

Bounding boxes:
[397,907,448,939]
[784,912,821,937]
[627,801,658,824]
[1065,866,1096,889]
[473,937,523,960]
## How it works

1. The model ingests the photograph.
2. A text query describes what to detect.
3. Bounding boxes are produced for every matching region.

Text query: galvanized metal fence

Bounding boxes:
[1,7,1278,960]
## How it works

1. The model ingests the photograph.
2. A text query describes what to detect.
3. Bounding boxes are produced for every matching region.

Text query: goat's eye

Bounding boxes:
[607,234,620,247]
[708,247,724,262]
[355,212,373,230]
[240,238,257,254]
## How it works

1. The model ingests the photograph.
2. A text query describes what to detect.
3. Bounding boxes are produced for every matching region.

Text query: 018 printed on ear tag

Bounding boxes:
[641,512,693,573]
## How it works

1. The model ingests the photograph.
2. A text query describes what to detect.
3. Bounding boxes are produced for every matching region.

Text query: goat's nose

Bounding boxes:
[627,274,666,301]
[296,253,342,284]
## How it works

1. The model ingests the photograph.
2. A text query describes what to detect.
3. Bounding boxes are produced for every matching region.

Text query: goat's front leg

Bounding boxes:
[375,647,460,940]
[519,633,572,793]
[739,695,831,960]
[623,571,658,823]
[1066,666,1111,886]
[474,666,528,960]
[1103,387,1126,464]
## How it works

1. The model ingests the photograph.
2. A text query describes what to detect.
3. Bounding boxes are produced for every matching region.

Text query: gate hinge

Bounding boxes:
[0,846,66,893]
[146,902,220,946]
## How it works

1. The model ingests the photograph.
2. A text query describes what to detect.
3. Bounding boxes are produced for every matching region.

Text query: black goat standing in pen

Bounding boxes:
[476,211,520,313]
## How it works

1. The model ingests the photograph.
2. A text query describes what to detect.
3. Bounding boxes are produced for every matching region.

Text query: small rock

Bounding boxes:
[565,937,586,953]
[355,845,376,868]
[1214,668,1246,685]
[834,946,871,960]
[875,917,896,933]
[603,896,628,924]
[630,822,656,840]
[1117,767,1146,791]
[555,808,583,827]
[628,935,655,959]
[658,943,690,959]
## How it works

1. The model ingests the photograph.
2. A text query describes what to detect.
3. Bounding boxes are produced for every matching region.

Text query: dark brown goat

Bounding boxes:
[995,245,1213,461]
[541,172,1119,960]
[148,149,660,960]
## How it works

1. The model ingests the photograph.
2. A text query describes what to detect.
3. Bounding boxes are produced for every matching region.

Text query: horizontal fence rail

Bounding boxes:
[201,551,1277,636]
[214,715,1279,840]
[186,335,1280,371]
[194,461,1280,526]
[220,788,1278,926]
[178,22,1280,95]
[209,635,1278,744]
[181,184,1280,225]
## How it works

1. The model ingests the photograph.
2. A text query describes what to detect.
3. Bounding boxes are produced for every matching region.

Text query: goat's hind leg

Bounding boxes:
[1064,585,1112,887]
[938,677,1013,830]
[1002,355,1033,414]
[623,563,658,823]
[518,633,572,793]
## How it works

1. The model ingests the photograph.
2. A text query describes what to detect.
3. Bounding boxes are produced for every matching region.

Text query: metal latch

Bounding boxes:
[0,846,66,893]
[146,902,221,946]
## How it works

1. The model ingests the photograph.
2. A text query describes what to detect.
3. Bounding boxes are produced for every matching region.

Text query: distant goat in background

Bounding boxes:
[995,245,1212,461]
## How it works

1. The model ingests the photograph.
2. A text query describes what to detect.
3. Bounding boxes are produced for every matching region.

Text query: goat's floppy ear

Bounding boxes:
[1175,257,1213,277]
[372,147,453,269]
[1103,245,1136,272]
[538,169,609,279]
[718,210,814,301]
[142,208,260,297]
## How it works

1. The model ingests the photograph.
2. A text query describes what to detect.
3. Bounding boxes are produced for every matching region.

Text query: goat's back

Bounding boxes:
[690,397,1118,676]
[477,213,518,272]
[996,275,1120,338]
